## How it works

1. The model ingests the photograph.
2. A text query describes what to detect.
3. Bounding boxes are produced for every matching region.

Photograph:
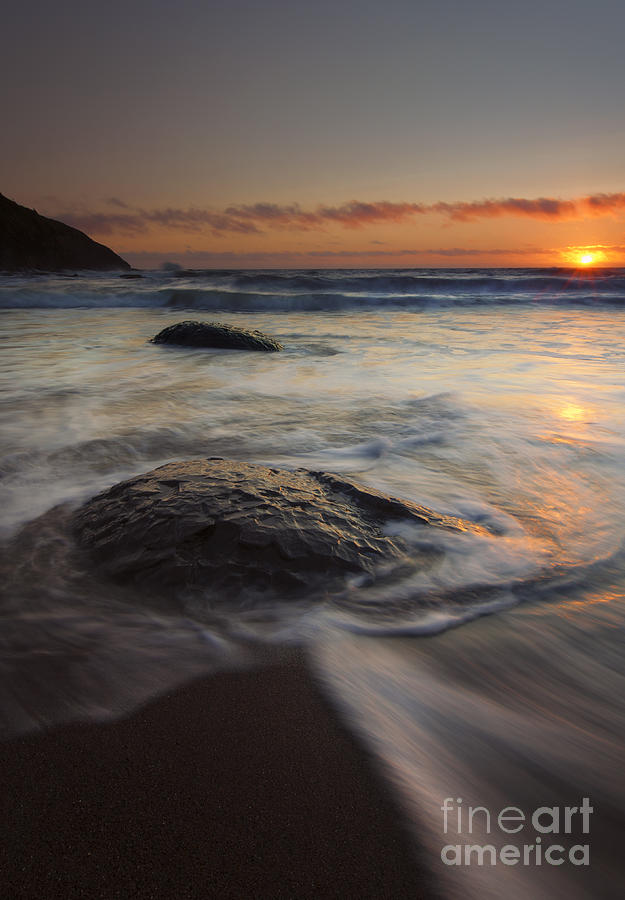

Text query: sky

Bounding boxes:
[3,0,625,268]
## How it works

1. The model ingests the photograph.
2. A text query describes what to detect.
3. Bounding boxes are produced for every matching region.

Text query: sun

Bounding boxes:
[565,247,607,266]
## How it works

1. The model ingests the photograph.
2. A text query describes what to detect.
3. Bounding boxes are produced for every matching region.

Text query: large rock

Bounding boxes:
[151,320,283,351]
[73,459,469,605]
[0,193,131,272]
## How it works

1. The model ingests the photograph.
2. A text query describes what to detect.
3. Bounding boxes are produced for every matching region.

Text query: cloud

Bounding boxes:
[581,193,625,214]
[430,197,579,222]
[50,190,625,238]
[124,245,552,269]
[220,192,625,229]
[105,197,129,208]
[315,201,427,227]
[143,207,260,234]
[564,242,625,253]
[60,212,148,236]
[223,202,319,229]
[306,246,549,258]
[430,193,625,222]
[60,207,260,237]
[423,246,547,257]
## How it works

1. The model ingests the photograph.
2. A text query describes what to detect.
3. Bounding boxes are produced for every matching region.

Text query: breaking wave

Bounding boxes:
[1,267,624,310]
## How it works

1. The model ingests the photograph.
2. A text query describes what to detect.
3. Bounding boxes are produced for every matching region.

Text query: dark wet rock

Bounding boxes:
[73,459,470,605]
[0,193,131,272]
[151,320,283,352]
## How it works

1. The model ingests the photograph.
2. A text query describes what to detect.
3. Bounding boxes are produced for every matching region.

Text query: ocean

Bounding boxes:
[1,267,624,899]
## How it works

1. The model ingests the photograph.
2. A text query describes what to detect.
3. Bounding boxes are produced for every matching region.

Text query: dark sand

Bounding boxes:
[0,652,435,898]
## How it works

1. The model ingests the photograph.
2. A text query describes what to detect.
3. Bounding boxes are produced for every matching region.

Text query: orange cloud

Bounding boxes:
[51,190,625,238]
[432,192,625,222]
[430,196,578,221]
[59,208,260,236]
[125,245,555,269]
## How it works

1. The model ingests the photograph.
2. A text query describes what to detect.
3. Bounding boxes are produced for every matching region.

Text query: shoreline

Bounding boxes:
[0,650,436,899]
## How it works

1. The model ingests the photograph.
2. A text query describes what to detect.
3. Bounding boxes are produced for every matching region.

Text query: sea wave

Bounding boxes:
[1,267,624,310]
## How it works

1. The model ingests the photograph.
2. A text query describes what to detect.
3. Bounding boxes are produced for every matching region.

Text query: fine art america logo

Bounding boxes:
[440,797,593,867]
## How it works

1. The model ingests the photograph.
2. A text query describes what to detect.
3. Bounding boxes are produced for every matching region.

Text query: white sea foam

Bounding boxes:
[1,278,625,900]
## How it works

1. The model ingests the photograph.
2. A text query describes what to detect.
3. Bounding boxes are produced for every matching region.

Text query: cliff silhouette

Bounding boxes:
[0,194,131,271]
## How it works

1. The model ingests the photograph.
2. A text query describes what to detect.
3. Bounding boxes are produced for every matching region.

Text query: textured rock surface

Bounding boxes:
[73,459,468,605]
[0,193,131,272]
[151,320,283,351]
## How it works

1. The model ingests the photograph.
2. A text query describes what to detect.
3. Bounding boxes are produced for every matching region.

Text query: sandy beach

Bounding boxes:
[0,651,435,899]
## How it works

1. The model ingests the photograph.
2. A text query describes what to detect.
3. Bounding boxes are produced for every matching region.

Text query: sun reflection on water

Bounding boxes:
[559,402,586,422]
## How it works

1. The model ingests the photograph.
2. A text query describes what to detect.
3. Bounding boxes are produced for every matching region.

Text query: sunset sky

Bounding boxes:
[3,0,625,268]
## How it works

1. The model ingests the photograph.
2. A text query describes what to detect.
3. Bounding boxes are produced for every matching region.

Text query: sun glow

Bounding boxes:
[563,247,607,266]
[559,403,586,422]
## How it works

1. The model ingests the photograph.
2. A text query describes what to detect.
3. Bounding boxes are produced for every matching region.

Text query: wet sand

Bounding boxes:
[0,651,435,899]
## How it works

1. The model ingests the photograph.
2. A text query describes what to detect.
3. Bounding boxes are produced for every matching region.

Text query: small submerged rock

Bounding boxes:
[151,320,283,352]
[73,459,469,606]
